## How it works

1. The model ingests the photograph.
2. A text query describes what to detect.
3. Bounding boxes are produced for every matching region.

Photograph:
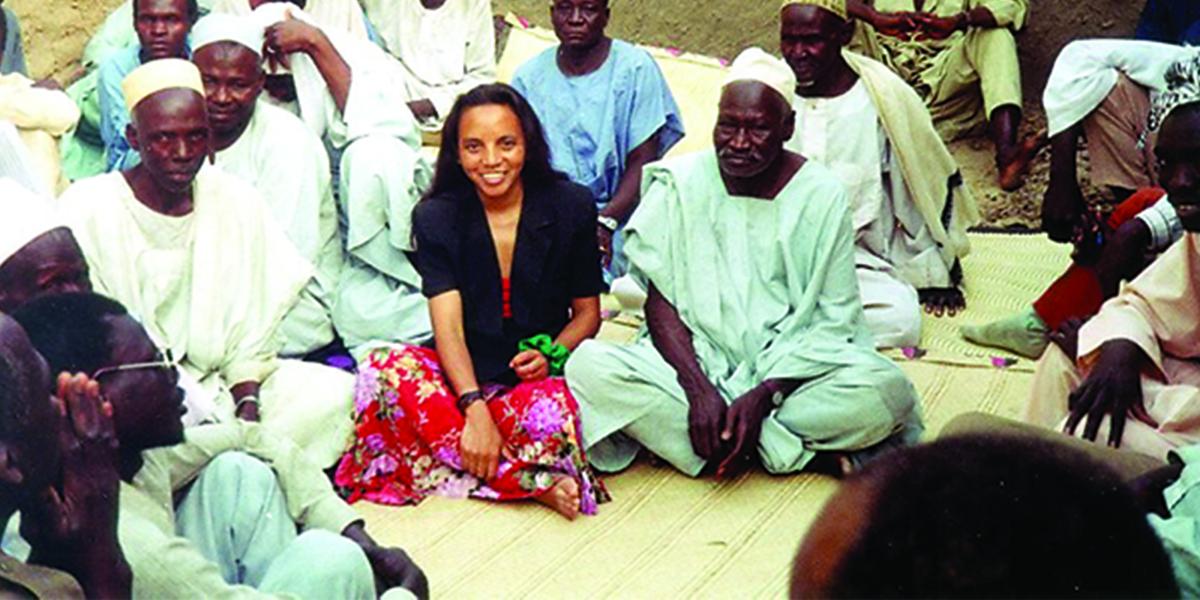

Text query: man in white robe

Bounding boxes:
[565,49,922,478]
[254,3,433,355]
[59,59,354,467]
[781,0,980,348]
[191,14,343,359]
[359,0,497,129]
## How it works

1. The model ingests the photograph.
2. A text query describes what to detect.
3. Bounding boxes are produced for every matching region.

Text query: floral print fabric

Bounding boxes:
[335,345,609,514]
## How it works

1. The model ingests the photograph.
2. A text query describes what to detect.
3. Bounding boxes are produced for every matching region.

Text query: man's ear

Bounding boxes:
[782,108,797,142]
[126,123,141,152]
[0,443,24,488]
[839,18,857,47]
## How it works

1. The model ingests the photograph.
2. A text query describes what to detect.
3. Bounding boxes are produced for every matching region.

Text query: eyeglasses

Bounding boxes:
[92,348,178,381]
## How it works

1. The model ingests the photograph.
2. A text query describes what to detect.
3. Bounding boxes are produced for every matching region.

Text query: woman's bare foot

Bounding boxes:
[535,477,581,520]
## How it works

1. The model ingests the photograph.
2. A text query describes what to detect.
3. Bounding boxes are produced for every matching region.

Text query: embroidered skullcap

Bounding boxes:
[191,12,265,56]
[723,47,797,105]
[121,58,206,114]
[781,0,848,21]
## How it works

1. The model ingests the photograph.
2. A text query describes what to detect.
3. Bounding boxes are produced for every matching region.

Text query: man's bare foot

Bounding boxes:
[806,452,854,479]
[997,132,1047,192]
[535,477,581,520]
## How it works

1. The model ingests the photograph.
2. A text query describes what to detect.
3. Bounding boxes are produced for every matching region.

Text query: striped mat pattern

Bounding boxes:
[355,232,1064,598]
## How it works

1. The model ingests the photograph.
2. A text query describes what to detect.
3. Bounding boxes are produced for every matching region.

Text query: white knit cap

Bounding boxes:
[191,12,265,56]
[121,58,206,114]
[723,47,797,104]
[0,178,64,265]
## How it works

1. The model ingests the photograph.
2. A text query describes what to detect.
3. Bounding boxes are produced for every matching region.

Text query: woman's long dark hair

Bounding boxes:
[424,83,563,201]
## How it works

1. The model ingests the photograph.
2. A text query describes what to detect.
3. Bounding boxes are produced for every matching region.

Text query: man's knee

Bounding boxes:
[203,451,279,495]
[564,340,621,397]
[272,530,375,597]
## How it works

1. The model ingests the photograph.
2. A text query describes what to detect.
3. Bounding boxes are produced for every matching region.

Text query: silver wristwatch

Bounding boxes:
[597,215,619,232]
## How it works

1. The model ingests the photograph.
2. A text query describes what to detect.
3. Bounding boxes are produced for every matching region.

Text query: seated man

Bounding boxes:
[565,48,922,479]
[1,2,26,76]
[1138,0,1200,46]
[360,0,497,129]
[1024,103,1200,459]
[791,434,1179,597]
[256,2,433,353]
[1040,40,1197,243]
[98,0,197,172]
[511,0,684,281]
[963,71,1200,359]
[845,0,1039,190]
[0,315,132,598]
[0,177,91,314]
[13,293,427,599]
[191,14,343,360]
[781,0,980,346]
[60,59,354,467]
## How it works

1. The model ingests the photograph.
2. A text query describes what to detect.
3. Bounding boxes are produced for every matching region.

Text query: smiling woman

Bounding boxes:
[334,83,611,521]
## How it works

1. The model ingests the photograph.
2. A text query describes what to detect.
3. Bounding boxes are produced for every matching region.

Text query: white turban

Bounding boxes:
[0,177,63,265]
[191,12,265,56]
[723,47,797,105]
[121,58,206,114]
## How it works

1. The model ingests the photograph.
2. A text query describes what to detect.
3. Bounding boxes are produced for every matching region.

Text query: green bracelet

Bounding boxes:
[518,334,571,376]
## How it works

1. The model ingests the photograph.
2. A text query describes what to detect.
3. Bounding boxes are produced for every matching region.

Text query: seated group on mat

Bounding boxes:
[2,0,1200,596]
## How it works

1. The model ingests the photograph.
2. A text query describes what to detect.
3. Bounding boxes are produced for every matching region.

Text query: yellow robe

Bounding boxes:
[853,0,1026,140]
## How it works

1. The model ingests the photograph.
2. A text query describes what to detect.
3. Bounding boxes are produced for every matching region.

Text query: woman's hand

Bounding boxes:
[510,349,549,382]
[460,402,504,480]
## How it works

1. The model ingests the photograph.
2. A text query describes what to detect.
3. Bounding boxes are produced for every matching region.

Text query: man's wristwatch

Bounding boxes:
[597,215,619,232]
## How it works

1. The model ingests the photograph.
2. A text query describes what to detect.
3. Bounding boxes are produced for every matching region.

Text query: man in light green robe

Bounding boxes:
[565,48,922,478]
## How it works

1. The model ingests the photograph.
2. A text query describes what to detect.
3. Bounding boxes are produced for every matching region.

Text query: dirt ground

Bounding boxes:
[12,0,1147,229]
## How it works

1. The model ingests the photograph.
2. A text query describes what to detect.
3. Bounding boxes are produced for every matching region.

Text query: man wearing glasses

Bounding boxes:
[13,292,428,599]
[0,314,132,598]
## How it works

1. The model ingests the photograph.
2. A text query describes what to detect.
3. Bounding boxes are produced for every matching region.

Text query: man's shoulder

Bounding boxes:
[780,159,852,214]
[60,172,127,208]
[610,39,660,69]
[98,45,140,82]
[512,46,559,84]
[253,102,322,145]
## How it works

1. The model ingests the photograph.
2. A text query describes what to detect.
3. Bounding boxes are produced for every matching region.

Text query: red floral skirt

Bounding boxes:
[335,345,609,514]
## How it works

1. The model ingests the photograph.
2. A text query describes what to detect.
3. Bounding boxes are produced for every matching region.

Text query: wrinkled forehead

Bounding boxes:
[132,88,209,130]
[719,81,788,119]
[194,42,264,73]
[136,0,191,17]
[1157,103,1200,154]
[781,3,846,34]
